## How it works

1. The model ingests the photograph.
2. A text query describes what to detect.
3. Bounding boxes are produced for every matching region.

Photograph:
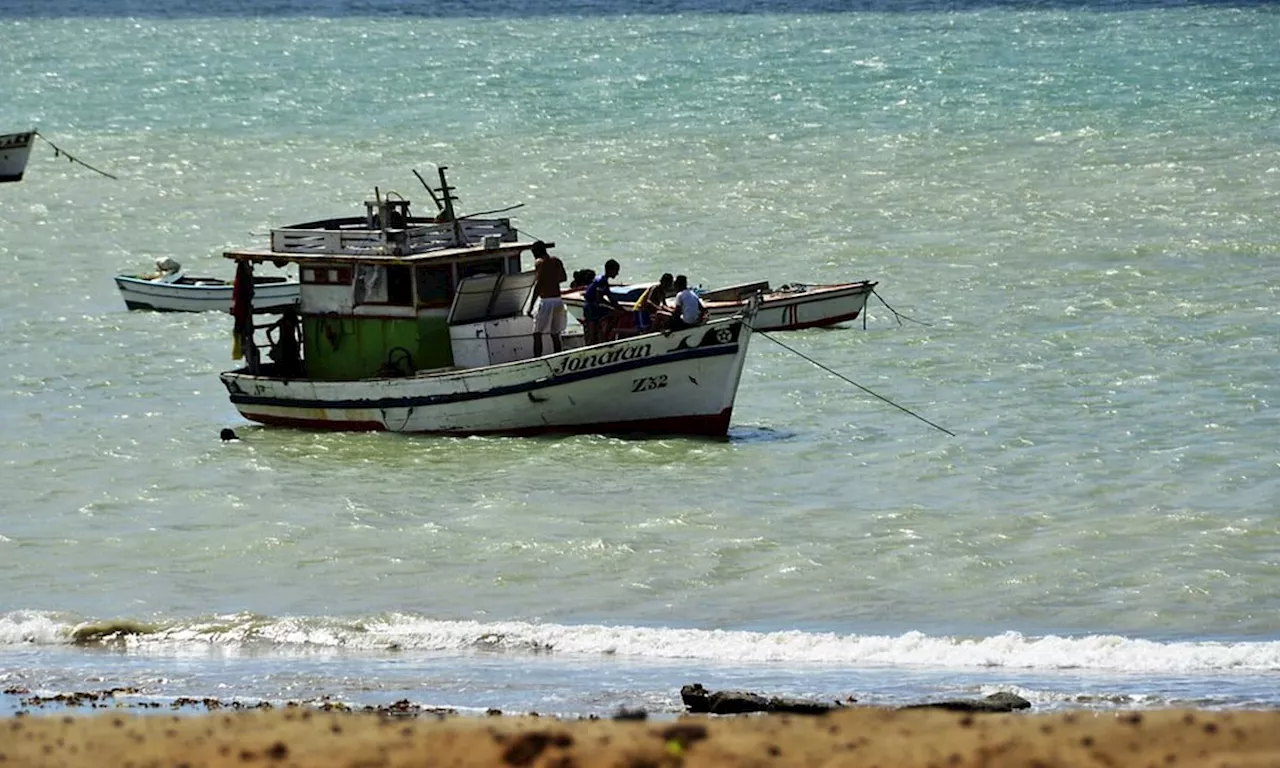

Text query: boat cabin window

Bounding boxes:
[415,265,453,307]
[353,264,413,306]
[458,258,506,281]
[302,266,353,285]
[386,265,413,305]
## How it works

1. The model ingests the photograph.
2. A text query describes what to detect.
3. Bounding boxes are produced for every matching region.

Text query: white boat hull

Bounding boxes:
[726,282,875,330]
[0,131,35,183]
[220,315,753,437]
[115,275,301,313]
[564,281,876,332]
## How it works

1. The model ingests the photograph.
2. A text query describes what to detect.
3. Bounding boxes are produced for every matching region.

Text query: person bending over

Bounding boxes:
[631,272,673,333]
[668,274,704,332]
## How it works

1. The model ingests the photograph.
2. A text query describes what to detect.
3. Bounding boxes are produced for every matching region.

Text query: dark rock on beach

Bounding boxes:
[680,683,846,715]
[898,691,1032,713]
[681,683,1030,715]
[612,707,648,721]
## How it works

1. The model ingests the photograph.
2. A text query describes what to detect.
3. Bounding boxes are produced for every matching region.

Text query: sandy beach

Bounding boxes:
[6,706,1280,767]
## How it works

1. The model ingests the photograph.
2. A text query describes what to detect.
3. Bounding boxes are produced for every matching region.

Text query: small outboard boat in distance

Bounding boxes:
[115,257,300,313]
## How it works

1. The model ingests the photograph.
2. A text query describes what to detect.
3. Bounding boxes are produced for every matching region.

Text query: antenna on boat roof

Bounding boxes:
[411,168,444,211]
[374,185,387,236]
[435,165,466,247]
[435,166,459,219]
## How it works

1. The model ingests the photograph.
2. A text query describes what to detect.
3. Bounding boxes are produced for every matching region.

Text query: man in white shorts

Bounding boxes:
[531,241,568,356]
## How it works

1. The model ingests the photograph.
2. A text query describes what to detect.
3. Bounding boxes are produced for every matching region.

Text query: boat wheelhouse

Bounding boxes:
[225,174,530,379]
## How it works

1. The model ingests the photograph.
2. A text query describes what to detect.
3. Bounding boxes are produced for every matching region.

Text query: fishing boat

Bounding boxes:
[0,130,35,183]
[115,257,300,313]
[562,278,877,333]
[218,167,758,437]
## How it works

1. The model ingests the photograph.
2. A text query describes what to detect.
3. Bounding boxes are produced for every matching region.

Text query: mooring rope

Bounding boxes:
[33,131,118,180]
[871,288,930,328]
[746,321,955,437]
[458,203,525,220]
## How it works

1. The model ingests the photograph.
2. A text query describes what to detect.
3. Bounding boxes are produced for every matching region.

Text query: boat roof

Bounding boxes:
[224,238,537,267]
[222,203,540,267]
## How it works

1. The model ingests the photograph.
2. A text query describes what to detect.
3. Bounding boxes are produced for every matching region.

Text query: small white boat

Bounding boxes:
[115,257,300,313]
[563,278,877,333]
[219,167,758,437]
[0,130,35,183]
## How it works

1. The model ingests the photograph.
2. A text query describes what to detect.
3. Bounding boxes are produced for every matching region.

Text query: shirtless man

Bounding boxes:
[531,241,568,356]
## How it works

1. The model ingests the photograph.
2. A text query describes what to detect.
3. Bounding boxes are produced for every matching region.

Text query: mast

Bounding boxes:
[436,165,466,247]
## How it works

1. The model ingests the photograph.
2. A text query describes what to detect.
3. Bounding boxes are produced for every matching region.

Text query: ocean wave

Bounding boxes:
[4,610,1280,674]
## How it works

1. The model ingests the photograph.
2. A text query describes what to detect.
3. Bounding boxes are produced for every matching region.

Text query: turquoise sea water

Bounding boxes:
[3,0,1280,716]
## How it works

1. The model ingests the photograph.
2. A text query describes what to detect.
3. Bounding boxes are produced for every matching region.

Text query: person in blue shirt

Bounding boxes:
[583,259,621,344]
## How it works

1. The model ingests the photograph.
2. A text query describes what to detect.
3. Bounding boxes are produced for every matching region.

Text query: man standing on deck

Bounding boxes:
[531,241,568,357]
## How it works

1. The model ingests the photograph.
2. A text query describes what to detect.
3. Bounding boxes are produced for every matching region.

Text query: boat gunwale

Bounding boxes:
[221,311,750,388]
[563,279,878,306]
[0,130,35,149]
[114,275,296,288]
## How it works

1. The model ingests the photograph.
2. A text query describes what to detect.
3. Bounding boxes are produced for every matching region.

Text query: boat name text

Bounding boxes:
[552,343,652,375]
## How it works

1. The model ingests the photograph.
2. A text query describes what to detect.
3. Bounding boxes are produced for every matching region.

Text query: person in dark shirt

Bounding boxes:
[583,259,621,345]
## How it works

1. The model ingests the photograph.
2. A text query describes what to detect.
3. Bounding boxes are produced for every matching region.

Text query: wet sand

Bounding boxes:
[6,706,1280,767]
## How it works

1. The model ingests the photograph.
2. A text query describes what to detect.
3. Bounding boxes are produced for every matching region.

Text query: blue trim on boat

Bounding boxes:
[226,342,741,411]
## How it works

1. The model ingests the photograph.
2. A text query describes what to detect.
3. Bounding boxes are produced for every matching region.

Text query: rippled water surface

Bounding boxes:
[2,0,1279,716]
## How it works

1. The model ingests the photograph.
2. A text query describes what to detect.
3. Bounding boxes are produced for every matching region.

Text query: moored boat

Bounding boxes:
[218,168,757,437]
[115,258,300,313]
[0,130,35,183]
[562,278,877,333]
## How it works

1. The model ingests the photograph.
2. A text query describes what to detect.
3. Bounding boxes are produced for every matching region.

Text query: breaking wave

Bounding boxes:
[5,610,1280,674]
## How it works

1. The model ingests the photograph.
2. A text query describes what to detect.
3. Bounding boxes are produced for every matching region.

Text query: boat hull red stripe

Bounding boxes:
[765,309,862,332]
[236,408,735,438]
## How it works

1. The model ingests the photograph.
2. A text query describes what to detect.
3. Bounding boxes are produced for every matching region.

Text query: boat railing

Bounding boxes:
[271,218,517,256]
[403,219,517,251]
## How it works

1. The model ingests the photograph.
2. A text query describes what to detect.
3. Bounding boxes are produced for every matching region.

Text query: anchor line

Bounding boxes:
[518,226,548,243]
[383,406,414,432]
[33,132,118,180]
[457,203,525,219]
[872,288,931,327]
[745,322,955,437]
